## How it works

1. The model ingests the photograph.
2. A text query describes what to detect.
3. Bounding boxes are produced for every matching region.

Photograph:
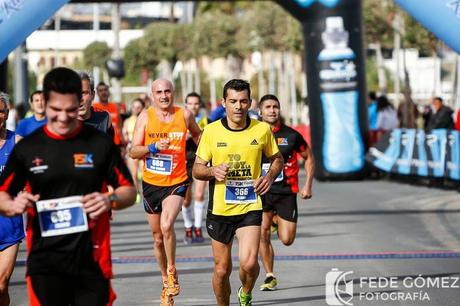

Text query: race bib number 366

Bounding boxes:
[225,180,257,204]
[36,196,88,237]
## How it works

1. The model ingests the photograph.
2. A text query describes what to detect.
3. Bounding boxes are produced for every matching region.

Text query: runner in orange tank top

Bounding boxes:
[129,79,201,306]
[142,106,188,186]
[94,82,124,146]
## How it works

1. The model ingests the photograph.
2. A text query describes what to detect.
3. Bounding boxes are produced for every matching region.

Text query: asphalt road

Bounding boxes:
[9,177,460,305]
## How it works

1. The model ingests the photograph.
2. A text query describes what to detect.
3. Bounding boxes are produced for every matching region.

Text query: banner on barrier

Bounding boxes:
[367,129,460,181]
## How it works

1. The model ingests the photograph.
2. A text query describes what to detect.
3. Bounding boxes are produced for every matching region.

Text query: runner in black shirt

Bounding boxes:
[78,71,114,137]
[258,94,315,291]
[0,67,136,306]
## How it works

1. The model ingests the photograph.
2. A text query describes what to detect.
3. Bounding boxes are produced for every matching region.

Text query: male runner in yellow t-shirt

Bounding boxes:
[193,79,283,306]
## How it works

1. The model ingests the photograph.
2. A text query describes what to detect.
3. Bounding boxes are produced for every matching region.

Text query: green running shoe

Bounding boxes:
[260,276,277,291]
[237,286,252,306]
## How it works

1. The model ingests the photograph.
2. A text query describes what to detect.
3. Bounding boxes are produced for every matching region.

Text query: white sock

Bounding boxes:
[194,200,206,229]
[182,206,193,229]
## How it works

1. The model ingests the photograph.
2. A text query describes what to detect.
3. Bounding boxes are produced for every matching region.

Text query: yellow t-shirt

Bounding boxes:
[196,118,279,217]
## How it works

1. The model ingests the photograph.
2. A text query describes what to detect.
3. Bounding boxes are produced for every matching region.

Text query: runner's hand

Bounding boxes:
[82,192,111,219]
[300,186,312,199]
[157,138,170,151]
[254,176,273,195]
[211,163,229,182]
[7,193,39,216]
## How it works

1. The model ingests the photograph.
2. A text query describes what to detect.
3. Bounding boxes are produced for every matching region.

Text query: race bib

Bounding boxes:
[146,153,173,175]
[225,180,257,204]
[262,163,284,182]
[36,196,88,237]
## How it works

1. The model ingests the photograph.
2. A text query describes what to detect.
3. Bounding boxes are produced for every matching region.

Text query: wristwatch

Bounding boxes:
[108,192,119,209]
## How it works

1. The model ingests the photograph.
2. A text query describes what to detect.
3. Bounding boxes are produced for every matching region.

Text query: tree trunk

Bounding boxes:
[375,42,387,94]
[226,54,243,79]
[268,51,276,94]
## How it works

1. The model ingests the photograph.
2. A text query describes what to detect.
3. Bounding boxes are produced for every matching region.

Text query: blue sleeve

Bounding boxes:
[15,120,26,137]
[208,105,226,123]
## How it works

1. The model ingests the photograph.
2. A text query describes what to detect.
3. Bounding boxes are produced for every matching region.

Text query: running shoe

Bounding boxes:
[166,267,180,296]
[160,282,174,306]
[260,276,277,291]
[237,286,252,306]
[184,228,193,245]
[193,227,205,243]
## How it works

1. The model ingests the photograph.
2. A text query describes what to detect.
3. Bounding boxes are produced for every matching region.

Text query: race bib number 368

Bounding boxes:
[36,196,88,237]
[146,153,173,175]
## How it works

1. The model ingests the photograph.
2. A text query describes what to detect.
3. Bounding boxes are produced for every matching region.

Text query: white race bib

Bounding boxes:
[225,179,257,205]
[146,153,173,175]
[37,196,88,237]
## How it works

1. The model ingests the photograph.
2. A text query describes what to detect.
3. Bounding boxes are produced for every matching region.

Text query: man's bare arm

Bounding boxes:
[254,152,284,195]
[129,110,149,159]
[299,145,315,199]
[192,156,229,182]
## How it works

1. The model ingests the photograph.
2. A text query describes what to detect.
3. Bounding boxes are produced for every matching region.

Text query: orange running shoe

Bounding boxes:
[167,267,180,296]
[160,282,174,306]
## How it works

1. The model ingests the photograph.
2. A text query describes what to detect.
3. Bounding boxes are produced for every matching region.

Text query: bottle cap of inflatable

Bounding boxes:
[325,17,344,32]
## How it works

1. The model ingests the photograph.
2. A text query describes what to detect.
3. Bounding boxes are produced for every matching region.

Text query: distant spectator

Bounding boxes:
[15,90,47,142]
[426,97,454,131]
[422,104,432,130]
[94,82,125,146]
[376,95,398,138]
[139,93,151,108]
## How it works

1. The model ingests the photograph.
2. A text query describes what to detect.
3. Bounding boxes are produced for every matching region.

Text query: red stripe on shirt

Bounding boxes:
[114,167,132,187]
[44,122,83,140]
[0,173,15,191]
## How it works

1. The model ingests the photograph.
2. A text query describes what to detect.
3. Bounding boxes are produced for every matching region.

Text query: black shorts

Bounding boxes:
[186,150,195,180]
[262,192,298,222]
[142,180,189,214]
[30,274,109,306]
[206,210,262,244]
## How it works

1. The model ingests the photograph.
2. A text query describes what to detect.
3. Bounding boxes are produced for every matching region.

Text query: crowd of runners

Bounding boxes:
[0,67,314,306]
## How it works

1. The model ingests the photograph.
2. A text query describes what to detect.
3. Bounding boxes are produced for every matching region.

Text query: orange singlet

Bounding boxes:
[143,106,188,186]
[93,102,122,145]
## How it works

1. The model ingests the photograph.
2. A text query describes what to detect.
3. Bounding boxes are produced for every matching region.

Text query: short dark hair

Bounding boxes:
[259,94,280,108]
[30,90,43,103]
[223,79,250,100]
[369,91,377,100]
[78,71,94,92]
[96,82,109,90]
[433,96,443,104]
[185,92,201,104]
[377,95,394,111]
[43,67,82,102]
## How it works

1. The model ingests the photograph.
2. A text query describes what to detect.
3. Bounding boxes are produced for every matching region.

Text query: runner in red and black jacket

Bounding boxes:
[258,94,315,292]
